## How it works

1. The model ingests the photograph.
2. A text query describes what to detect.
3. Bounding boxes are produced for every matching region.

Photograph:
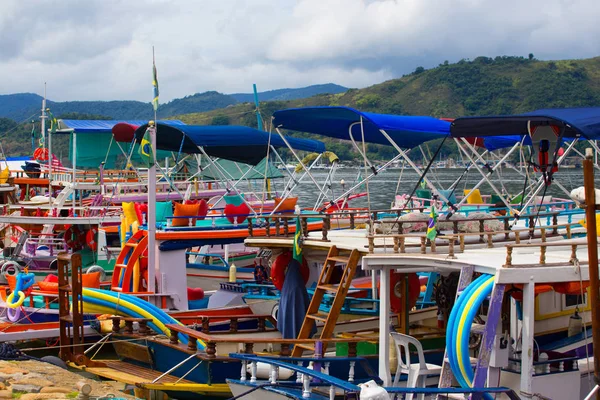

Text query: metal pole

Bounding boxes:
[583,147,600,400]
[253,84,263,131]
[147,123,157,294]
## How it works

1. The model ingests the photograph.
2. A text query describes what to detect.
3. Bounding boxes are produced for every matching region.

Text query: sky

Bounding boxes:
[1,0,599,103]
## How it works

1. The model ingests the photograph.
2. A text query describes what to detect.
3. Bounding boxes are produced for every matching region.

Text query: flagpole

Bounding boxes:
[147,47,158,295]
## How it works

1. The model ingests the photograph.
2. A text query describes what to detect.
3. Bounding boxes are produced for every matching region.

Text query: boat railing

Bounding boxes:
[506,351,579,376]
[227,353,521,400]
[504,237,588,267]
[165,323,369,359]
[23,236,67,257]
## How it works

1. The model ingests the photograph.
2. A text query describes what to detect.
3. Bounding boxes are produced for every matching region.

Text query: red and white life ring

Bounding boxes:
[270,251,309,291]
[64,226,85,250]
[379,272,420,313]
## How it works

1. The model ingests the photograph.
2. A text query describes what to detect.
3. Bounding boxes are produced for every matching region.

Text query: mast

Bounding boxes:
[147,47,158,295]
[583,147,600,400]
[252,84,263,131]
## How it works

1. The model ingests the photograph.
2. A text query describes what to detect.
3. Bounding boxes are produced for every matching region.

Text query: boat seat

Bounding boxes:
[391,332,442,400]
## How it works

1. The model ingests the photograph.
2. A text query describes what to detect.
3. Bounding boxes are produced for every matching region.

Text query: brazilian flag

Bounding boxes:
[139,127,154,168]
[293,217,303,263]
[152,63,159,111]
[426,205,437,241]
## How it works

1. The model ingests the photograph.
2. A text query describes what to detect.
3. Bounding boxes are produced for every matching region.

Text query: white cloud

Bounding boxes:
[0,0,598,102]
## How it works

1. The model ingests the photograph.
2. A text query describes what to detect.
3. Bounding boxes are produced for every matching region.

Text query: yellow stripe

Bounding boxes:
[82,289,206,349]
[456,276,494,386]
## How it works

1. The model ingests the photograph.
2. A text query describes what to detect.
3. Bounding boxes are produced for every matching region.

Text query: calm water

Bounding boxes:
[265,167,598,210]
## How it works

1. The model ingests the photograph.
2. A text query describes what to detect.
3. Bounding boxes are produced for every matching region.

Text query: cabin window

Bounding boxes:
[564,294,586,309]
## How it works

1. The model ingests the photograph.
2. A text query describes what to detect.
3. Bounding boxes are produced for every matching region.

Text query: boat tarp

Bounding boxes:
[186,157,283,180]
[60,120,185,169]
[451,107,600,150]
[133,123,326,165]
[272,106,450,148]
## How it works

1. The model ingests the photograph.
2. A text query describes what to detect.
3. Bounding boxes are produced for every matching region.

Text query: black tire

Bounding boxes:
[41,355,67,369]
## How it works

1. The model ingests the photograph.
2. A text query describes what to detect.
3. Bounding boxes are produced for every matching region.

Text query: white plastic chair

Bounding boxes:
[391,332,442,400]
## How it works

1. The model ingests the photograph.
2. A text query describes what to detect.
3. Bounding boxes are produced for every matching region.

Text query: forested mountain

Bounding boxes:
[175,55,600,161]
[0,84,348,123]
[229,84,347,103]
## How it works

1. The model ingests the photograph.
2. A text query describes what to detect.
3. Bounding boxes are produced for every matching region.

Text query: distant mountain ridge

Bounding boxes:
[0,84,348,122]
[229,83,347,102]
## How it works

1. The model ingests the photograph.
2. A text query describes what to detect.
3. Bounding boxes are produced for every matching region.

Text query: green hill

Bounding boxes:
[174,55,600,161]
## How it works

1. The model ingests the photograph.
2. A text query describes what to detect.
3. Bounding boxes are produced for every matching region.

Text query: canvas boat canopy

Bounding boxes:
[56,119,186,168]
[451,107,600,150]
[59,119,186,134]
[272,106,450,148]
[133,123,326,165]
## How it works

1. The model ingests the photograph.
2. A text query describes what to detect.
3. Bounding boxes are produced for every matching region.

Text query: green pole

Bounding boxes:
[252,84,263,131]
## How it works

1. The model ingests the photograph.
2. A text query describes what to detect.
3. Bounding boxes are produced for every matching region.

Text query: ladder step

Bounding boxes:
[306,313,328,323]
[58,285,71,291]
[294,344,315,352]
[60,315,73,322]
[316,284,338,292]
[114,264,127,269]
[326,256,350,264]
[125,243,138,248]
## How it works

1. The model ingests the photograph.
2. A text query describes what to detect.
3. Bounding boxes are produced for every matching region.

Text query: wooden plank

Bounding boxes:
[113,342,153,364]
[138,383,230,394]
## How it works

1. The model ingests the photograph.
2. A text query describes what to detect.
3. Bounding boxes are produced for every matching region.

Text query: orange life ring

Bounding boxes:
[378,272,420,313]
[270,251,309,291]
[86,227,99,252]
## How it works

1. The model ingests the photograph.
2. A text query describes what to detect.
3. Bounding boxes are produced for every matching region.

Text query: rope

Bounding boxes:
[0,343,32,360]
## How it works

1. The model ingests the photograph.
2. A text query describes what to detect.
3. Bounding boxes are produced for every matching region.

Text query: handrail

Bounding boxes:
[228,353,521,398]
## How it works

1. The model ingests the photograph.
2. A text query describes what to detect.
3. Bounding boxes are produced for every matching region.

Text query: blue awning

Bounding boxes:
[133,123,326,165]
[272,106,450,148]
[59,119,186,134]
[451,108,600,150]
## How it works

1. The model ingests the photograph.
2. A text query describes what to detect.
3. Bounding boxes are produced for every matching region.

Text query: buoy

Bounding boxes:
[568,309,583,337]
[229,262,237,283]
[86,227,99,252]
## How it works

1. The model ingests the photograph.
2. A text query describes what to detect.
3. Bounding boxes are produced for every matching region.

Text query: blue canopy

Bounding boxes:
[134,123,325,165]
[272,106,450,148]
[59,119,186,133]
[451,107,600,150]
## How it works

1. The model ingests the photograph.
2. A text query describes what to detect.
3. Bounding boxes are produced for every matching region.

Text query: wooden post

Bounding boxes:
[247,218,253,237]
[583,148,600,399]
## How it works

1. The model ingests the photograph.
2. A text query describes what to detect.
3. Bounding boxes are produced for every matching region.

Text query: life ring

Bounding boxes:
[6,306,21,322]
[6,291,26,309]
[1,261,21,282]
[64,226,85,250]
[378,272,420,313]
[270,251,309,291]
[29,188,36,198]
[86,227,99,252]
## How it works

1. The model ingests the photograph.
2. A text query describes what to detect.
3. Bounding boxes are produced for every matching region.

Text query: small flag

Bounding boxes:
[293,217,303,263]
[139,127,154,168]
[426,205,437,241]
[152,62,159,111]
[46,109,58,134]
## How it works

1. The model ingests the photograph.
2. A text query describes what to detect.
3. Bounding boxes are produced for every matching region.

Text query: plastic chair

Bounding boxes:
[391,332,442,400]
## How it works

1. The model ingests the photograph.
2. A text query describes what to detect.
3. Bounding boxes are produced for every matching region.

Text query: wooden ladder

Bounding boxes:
[58,252,86,365]
[112,229,148,292]
[291,246,360,357]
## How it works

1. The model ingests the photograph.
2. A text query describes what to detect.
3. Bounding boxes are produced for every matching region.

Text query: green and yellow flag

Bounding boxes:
[426,205,437,241]
[293,217,303,263]
[152,62,159,111]
[139,127,154,168]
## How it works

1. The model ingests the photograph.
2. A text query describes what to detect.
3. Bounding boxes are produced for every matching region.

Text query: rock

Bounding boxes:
[11,383,41,393]
[13,376,54,387]
[0,389,10,399]
[19,394,67,400]
[0,366,27,375]
[40,386,73,394]
[0,382,5,390]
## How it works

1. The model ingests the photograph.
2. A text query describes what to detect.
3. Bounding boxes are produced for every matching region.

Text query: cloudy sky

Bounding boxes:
[1,0,599,102]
